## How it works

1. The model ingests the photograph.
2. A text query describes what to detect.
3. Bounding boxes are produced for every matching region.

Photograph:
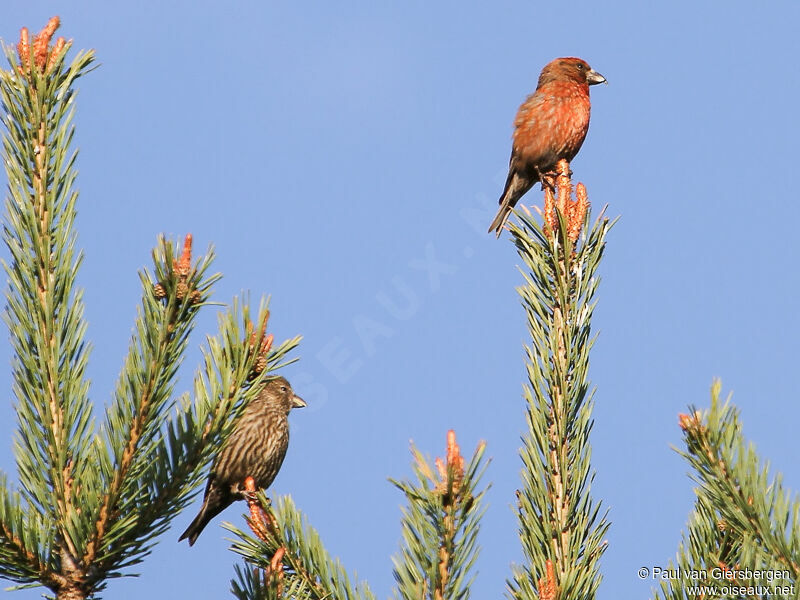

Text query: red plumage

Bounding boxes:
[488,57,606,236]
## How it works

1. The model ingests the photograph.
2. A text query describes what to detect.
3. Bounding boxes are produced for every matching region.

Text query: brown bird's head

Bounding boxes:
[259,376,306,414]
[538,57,606,89]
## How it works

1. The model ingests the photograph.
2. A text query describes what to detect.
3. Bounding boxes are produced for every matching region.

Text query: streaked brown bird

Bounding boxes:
[488,57,606,236]
[179,376,305,545]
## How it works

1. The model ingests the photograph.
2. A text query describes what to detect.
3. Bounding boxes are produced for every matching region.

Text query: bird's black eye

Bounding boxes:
[577,63,585,70]
[280,386,287,392]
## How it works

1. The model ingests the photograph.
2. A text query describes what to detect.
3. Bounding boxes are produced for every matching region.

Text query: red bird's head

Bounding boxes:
[537,57,606,89]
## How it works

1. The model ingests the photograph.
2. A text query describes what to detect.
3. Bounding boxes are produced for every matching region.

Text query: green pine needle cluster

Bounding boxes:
[390,437,489,600]
[507,203,614,600]
[653,382,800,599]
[227,494,375,600]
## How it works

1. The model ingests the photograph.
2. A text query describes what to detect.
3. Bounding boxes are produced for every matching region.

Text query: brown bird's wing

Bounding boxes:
[178,475,234,546]
[488,92,551,237]
[488,153,537,237]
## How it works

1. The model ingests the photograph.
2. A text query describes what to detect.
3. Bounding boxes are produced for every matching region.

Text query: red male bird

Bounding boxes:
[488,57,606,236]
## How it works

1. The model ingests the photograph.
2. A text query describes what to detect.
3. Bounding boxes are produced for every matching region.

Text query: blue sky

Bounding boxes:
[2,2,799,599]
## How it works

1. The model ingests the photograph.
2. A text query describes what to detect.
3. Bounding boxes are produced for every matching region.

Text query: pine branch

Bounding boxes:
[0,18,96,588]
[84,291,299,584]
[507,161,612,600]
[650,493,776,600]
[231,559,313,600]
[390,430,489,600]
[84,234,218,570]
[0,475,49,585]
[0,20,302,599]
[226,492,375,600]
[652,381,800,599]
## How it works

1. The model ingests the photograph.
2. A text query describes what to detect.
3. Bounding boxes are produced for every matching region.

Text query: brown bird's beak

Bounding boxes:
[587,69,607,85]
[291,394,306,409]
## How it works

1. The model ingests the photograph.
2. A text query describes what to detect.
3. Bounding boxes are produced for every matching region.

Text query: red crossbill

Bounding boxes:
[489,57,606,236]
[179,377,305,546]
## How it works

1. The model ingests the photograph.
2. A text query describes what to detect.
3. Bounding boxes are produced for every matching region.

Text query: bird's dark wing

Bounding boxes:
[488,153,537,237]
[178,475,233,546]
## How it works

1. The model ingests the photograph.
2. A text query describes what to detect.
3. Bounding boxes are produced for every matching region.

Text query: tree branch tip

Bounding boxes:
[16,16,64,76]
[536,559,557,600]
[539,160,589,244]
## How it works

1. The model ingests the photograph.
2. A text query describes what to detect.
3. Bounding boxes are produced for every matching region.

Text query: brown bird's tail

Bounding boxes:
[178,488,230,546]
[488,170,535,237]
